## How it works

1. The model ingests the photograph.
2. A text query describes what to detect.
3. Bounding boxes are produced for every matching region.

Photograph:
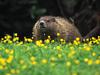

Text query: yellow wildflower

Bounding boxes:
[74,59,80,65]
[0,58,6,65]
[8,40,13,44]
[66,61,71,67]
[98,36,100,41]
[20,60,24,64]
[30,56,36,61]
[41,59,48,64]
[9,50,14,55]
[6,55,13,63]
[17,41,23,45]
[60,39,64,42]
[27,38,33,42]
[36,40,42,46]
[72,72,78,75]
[0,65,4,70]
[68,50,76,58]
[24,37,27,42]
[84,58,89,62]
[44,39,50,44]
[1,38,4,41]
[84,46,91,51]
[32,61,37,65]
[56,46,61,50]
[3,40,7,43]
[24,37,33,42]
[76,37,80,41]
[95,60,100,64]
[87,59,93,65]
[86,38,89,42]
[6,34,12,39]
[91,37,96,40]
[92,52,96,56]
[13,37,19,42]
[5,73,11,75]
[57,33,60,36]
[51,40,55,43]
[70,46,74,50]
[88,41,93,45]
[60,39,66,44]
[5,49,10,54]
[48,36,51,39]
[10,69,16,74]
[73,40,79,45]
[50,57,56,62]
[58,54,62,58]
[14,33,18,37]
[44,46,47,49]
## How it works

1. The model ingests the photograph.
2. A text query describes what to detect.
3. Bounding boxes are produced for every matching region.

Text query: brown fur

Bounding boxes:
[32,16,82,42]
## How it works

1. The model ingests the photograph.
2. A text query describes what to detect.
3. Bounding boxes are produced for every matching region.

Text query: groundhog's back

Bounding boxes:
[54,17,82,41]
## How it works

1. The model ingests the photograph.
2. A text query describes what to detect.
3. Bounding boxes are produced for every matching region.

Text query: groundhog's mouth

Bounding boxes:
[40,27,47,33]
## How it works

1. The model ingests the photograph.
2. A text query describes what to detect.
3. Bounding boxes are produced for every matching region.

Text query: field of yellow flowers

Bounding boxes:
[0,33,100,75]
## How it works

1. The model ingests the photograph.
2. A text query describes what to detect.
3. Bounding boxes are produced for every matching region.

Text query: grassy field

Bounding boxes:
[0,33,100,75]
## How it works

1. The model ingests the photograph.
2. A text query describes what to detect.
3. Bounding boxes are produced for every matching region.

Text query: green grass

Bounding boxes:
[0,41,100,75]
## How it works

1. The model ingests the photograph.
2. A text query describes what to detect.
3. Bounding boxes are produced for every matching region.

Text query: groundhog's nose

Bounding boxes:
[40,21,46,28]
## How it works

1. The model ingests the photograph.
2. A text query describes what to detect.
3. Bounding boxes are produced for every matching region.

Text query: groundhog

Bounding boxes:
[32,16,82,42]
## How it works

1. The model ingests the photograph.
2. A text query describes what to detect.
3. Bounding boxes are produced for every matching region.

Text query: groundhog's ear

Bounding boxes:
[51,18,56,22]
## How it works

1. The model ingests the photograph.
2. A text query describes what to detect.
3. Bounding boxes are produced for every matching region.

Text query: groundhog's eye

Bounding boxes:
[47,20,50,22]
[50,18,55,22]
[46,18,55,22]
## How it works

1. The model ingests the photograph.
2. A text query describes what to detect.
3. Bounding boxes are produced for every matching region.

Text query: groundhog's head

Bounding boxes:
[33,16,58,40]
[39,16,57,32]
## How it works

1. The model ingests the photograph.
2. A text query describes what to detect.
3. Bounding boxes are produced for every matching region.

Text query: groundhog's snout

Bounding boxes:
[40,20,46,28]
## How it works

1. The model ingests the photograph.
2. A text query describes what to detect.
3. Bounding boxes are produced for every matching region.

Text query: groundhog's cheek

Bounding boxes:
[36,24,40,29]
[46,23,54,29]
